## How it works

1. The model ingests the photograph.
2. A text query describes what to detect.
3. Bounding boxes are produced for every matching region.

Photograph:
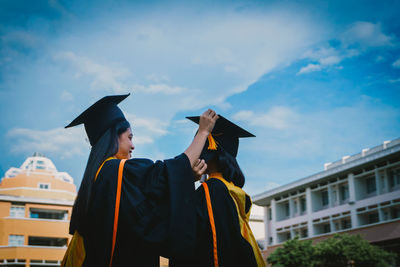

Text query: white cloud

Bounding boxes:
[392,58,400,68]
[47,10,323,144]
[55,51,130,93]
[6,115,168,158]
[297,63,322,74]
[319,55,341,65]
[6,113,171,162]
[241,101,400,160]
[302,46,339,62]
[7,127,88,158]
[298,47,342,74]
[233,110,254,121]
[131,83,185,94]
[340,21,393,48]
[57,8,322,112]
[298,21,393,75]
[233,107,299,129]
[124,112,169,145]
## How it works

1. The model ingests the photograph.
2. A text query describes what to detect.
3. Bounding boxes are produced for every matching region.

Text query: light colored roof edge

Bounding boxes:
[0,194,74,206]
[252,140,400,205]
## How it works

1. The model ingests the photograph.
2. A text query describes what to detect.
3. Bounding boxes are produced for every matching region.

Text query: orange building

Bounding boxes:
[0,153,76,267]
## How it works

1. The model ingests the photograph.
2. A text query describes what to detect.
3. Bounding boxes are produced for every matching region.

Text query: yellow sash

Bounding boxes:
[208,173,266,267]
[61,230,86,267]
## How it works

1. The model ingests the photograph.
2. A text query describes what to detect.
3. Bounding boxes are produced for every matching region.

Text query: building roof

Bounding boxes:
[0,153,76,201]
[252,138,400,206]
[4,153,74,184]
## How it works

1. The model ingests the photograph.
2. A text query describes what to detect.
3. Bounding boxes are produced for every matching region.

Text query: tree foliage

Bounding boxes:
[267,236,315,267]
[267,234,396,267]
[313,234,396,267]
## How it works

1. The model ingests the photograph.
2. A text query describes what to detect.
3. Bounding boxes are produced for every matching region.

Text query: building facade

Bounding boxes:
[249,204,266,248]
[0,153,76,267]
[253,138,400,260]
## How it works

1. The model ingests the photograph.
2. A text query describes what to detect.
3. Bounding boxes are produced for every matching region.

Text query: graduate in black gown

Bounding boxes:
[170,115,266,267]
[62,94,217,267]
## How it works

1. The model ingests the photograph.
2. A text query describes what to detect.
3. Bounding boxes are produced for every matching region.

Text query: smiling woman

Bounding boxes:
[114,127,134,160]
[62,93,218,267]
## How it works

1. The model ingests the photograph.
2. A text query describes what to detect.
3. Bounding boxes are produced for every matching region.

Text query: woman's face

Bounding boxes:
[115,127,135,159]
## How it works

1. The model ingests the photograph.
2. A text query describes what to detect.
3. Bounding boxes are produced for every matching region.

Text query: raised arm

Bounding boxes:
[184,109,218,167]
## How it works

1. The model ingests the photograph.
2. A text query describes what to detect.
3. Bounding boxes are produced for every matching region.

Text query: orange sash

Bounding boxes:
[109,159,126,267]
[202,182,219,267]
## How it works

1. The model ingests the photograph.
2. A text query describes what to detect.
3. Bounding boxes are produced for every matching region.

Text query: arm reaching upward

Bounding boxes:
[184,109,218,167]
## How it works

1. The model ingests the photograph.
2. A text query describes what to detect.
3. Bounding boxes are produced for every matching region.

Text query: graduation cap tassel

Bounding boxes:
[208,134,218,150]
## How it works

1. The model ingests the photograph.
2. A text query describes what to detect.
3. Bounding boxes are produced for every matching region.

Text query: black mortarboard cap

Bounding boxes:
[65,94,130,146]
[186,115,255,159]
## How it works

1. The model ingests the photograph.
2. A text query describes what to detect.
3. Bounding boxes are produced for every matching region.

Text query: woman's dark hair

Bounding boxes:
[206,149,245,188]
[69,120,131,234]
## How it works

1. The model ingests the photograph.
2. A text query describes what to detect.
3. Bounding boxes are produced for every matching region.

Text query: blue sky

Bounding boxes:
[0,0,399,196]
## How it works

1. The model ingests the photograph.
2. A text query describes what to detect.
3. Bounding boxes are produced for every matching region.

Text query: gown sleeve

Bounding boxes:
[85,153,196,265]
[122,153,197,255]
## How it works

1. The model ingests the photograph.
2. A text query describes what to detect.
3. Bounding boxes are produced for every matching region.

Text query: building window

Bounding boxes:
[10,205,25,218]
[293,200,298,215]
[389,168,400,190]
[340,184,349,202]
[341,218,351,229]
[323,223,331,233]
[391,206,400,219]
[368,212,379,224]
[38,183,50,189]
[365,177,376,194]
[332,189,337,205]
[267,208,272,221]
[301,228,308,238]
[29,208,68,220]
[294,230,300,238]
[334,222,340,231]
[300,198,306,214]
[9,235,24,246]
[28,236,68,247]
[268,237,273,245]
[321,190,329,207]
[286,232,291,240]
[382,210,390,221]
[285,202,290,217]
[25,160,34,169]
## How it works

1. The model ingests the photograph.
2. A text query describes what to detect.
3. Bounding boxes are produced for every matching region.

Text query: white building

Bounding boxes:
[253,138,400,260]
[249,204,265,248]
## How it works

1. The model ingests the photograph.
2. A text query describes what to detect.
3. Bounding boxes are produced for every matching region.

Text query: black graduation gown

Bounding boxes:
[82,153,196,267]
[170,178,258,267]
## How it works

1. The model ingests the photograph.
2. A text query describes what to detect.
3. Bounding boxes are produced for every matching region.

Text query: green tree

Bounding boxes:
[314,234,396,267]
[267,234,396,267]
[267,236,315,267]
